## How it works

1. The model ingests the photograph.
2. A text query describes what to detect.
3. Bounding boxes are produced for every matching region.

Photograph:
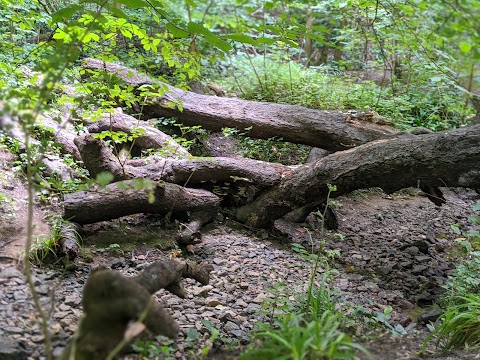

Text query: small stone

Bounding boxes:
[223,321,240,332]
[0,339,28,360]
[219,310,236,322]
[412,265,428,275]
[52,347,65,358]
[36,286,50,295]
[31,335,44,343]
[110,257,125,269]
[59,317,74,328]
[415,256,431,263]
[244,303,261,314]
[375,265,393,276]
[53,311,70,320]
[418,306,442,324]
[252,294,266,304]
[193,285,213,297]
[405,246,419,256]
[64,295,81,306]
[230,329,245,338]
[235,300,248,307]
[57,304,70,312]
[5,327,24,334]
[0,268,23,279]
[206,298,222,307]
[50,323,62,334]
[239,282,249,289]
[200,311,216,318]
[13,291,27,301]
[212,258,225,265]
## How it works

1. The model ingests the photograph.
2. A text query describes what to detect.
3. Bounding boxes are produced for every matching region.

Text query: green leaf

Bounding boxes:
[187,22,231,52]
[166,23,189,38]
[103,3,128,18]
[459,42,472,53]
[121,29,132,38]
[51,4,83,24]
[256,37,276,45]
[115,181,131,190]
[96,171,114,186]
[223,33,260,46]
[83,32,100,43]
[473,201,480,212]
[147,191,155,204]
[451,224,462,235]
[114,0,147,9]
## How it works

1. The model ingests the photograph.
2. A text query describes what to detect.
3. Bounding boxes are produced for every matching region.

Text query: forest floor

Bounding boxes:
[1,146,480,360]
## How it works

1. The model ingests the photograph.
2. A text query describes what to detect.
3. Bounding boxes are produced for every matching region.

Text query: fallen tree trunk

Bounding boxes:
[60,258,213,360]
[84,107,191,158]
[75,133,294,186]
[63,179,220,224]
[83,58,399,151]
[236,125,480,227]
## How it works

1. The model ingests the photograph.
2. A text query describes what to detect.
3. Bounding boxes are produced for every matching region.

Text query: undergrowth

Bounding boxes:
[212,55,472,131]
[423,201,480,352]
[239,185,370,360]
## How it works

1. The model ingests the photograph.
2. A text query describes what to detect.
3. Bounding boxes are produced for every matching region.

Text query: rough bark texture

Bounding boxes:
[74,133,128,180]
[0,113,78,180]
[75,132,294,186]
[83,58,399,151]
[176,210,216,246]
[237,125,480,227]
[84,107,191,158]
[41,115,82,161]
[60,258,213,360]
[63,180,220,225]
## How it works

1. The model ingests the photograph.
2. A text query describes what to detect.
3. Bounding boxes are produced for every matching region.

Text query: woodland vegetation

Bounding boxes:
[1,0,480,359]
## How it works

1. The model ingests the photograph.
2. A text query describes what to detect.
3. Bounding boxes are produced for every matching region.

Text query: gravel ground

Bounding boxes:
[1,186,479,359]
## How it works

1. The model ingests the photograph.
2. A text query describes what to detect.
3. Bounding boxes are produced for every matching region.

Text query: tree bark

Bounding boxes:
[236,125,480,227]
[84,107,191,158]
[75,133,294,187]
[83,58,399,152]
[60,258,213,360]
[63,180,220,225]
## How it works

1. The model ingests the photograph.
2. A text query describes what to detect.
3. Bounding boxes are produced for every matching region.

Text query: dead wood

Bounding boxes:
[60,258,213,360]
[0,113,78,181]
[82,58,399,151]
[74,133,129,180]
[176,210,216,246]
[236,125,480,228]
[57,221,80,262]
[41,115,82,161]
[63,179,220,225]
[75,132,294,186]
[84,108,191,158]
[305,148,330,164]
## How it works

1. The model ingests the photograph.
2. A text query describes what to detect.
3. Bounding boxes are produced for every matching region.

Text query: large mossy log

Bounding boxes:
[236,125,480,227]
[83,58,398,151]
[60,258,214,360]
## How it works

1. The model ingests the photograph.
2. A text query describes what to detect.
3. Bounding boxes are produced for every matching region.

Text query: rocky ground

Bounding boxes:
[1,144,480,359]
